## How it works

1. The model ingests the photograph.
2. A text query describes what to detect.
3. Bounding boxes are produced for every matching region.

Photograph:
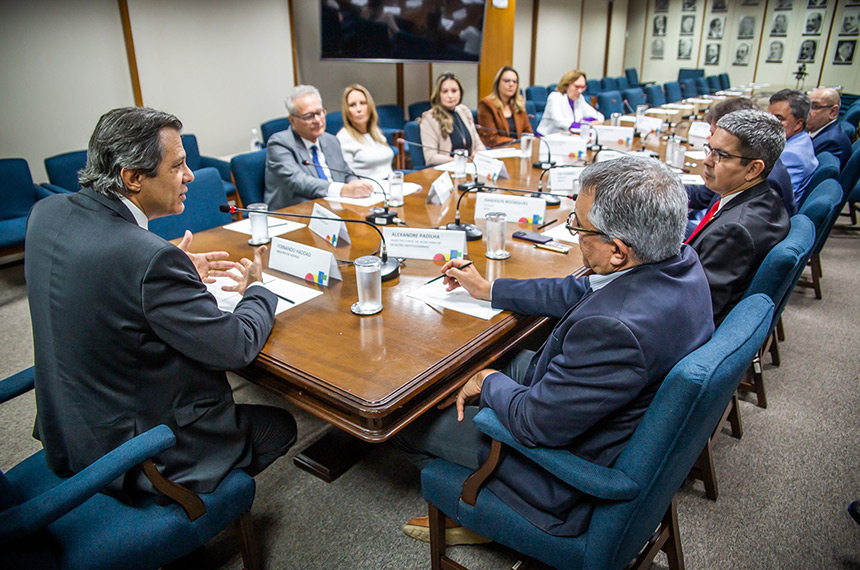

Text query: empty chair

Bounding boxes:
[601,76,618,91]
[800,151,840,208]
[376,104,406,133]
[664,81,683,103]
[585,78,602,97]
[180,134,236,198]
[0,158,59,253]
[230,149,267,207]
[525,85,548,113]
[421,294,774,570]
[707,76,722,93]
[796,179,844,299]
[694,77,710,96]
[408,100,431,122]
[680,78,697,100]
[403,120,426,170]
[44,150,87,193]
[843,105,860,133]
[596,90,624,117]
[260,117,290,146]
[645,84,667,107]
[547,83,558,94]
[625,68,653,88]
[0,368,261,570]
[718,73,731,90]
[616,76,630,91]
[149,168,233,241]
[836,140,860,226]
[623,87,647,110]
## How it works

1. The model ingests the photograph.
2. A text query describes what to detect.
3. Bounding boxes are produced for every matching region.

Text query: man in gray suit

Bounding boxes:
[26,107,296,504]
[264,85,373,209]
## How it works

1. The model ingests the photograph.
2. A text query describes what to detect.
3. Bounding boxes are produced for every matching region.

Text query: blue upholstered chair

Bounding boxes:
[664,81,683,103]
[408,100,431,122]
[596,90,624,117]
[324,111,344,136]
[525,86,548,113]
[796,179,844,300]
[585,79,602,97]
[622,88,647,110]
[679,78,697,100]
[616,76,630,91]
[644,85,666,107]
[706,76,722,93]
[260,117,290,146]
[0,158,59,253]
[600,77,618,92]
[43,150,87,193]
[422,294,775,570]
[843,121,856,141]
[230,149,267,207]
[625,68,654,88]
[403,121,426,170]
[180,134,236,199]
[718,73,730,90]
[843,105,860,134]
[376,104,406,132]
[800,151,840,208]
[694,77,710,96]
[678,68,704,81]
[0,368,261,570]
[149,168,233,241]
[837,139,860,226]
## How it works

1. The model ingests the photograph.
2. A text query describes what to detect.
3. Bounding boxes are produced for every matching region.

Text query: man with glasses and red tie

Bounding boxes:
[686,109,789,325]
[264,85,373,209]
[395,156,713,544]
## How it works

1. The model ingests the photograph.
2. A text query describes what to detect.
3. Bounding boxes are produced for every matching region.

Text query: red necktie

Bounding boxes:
[685,199,720,244]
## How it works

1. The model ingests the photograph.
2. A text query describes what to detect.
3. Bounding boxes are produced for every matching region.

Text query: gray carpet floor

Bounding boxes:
[2,225,859,569]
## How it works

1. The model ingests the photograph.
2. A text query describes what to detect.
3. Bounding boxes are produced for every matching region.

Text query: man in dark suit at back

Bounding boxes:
[807,87,853,169]
[26,107,297,503]
[264,84,373,209]
[687,109,790,325]
[396,156,714,542]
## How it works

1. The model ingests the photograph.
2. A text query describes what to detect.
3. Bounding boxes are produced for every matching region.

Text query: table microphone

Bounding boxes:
[219,204,401,281]
[446,186,486,241]
[300,160,398,226]
[531,131,557,170]
[480,184,578,201]
[398,138,485,192]
[538,164,585,203]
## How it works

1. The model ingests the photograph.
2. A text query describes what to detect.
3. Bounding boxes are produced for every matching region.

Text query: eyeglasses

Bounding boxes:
[703,144,758,164]
[810,103,837,110]
[565,212,607,238]
[292,108,327,122]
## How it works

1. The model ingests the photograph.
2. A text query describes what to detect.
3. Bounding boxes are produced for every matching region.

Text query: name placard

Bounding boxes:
[308,203,350,247]
[539,133,588,162]
[472,153,509,182]
[382,227,466,261]
[636,114,664,133]
[474,193,546,225]
[549,167,584,194]
[592,125,635,148]
[427,171,454,205]
[268,237,342,287]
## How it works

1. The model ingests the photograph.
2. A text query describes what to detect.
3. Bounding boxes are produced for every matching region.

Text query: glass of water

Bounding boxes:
[485,212,511,260]
[351,256,383,315]
[520,133,534,159]
[247,203,271,246]
[452,149,467,179]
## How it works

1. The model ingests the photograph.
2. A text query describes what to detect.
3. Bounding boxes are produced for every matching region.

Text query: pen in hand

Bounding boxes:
[537,218,558,230]
[426,261,474,285]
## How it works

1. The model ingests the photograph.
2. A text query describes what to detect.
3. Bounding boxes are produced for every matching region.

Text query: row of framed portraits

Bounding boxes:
[652,11,859,40]
[649,38,856,65]
[655,0,859,11]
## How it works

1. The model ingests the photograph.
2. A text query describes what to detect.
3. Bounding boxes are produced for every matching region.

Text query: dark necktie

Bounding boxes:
[310,145,328,181]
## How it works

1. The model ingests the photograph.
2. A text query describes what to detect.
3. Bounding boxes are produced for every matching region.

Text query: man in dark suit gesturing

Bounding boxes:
[807,87,853,169]
[396,157,714,542]
[264,84,373,209]
[687,109,790,325]
[26,107,297,503]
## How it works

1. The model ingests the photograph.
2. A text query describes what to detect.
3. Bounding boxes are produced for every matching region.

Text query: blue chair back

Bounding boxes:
[678,68,705,81]
[547,83,558,94]
[585,79,602,96]
[625,68,640,87]
[180,133,204,171]
[843,105,860,129]
[601,77,618,91]
[149,168,232,241]
[718,73,730,90]
[680,78,697,99]
[230,149,267,206]
[843,122,856,140]
[408,101,431,121]
[403,121,426,169]
[644,84,666,107]
[798,178,843,256]
[838,142,860,201]
[44,150,87,193]
[324,111,344,135]
[616,76,630,91]
[260,117,290,145]
[694,77,710,96]
[664,81,683,103]
[1,159,40,221]
[596,90,624,117]
[706,76,722,93]
[622,88,647,109]
[376,104,405,131]
[801,151,840,207]
[525,86,548,113]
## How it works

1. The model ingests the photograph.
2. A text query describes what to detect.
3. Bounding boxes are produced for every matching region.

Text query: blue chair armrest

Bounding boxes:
[473,408,640,501]
[38,183,73,197]
[198,157,232,183]
[0,425,176,545]
[0,367,34,404]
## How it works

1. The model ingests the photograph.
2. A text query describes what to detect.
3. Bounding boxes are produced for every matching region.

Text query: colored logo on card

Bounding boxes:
[305,271,328,285]
[518,215,543,225]
[326,234,337,246]
[432,249,464,261]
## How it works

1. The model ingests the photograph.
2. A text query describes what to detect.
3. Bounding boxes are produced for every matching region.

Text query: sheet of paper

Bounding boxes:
[478,148,522,159]
[223,217,305,237]
[681,174,705,185]
[323,182,422,207]
[541,223,579,244]
[205,272,322,314]
[434,162,477,175]
[685,150,706,161]
[407,280,503,320]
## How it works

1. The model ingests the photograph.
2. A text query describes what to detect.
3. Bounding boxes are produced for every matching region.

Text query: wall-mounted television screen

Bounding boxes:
[321,0,487,63]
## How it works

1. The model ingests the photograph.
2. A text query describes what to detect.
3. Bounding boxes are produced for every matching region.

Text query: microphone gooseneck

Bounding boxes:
[398,138,485,192]
[220,204,400,281]
[300,160,398,226]
[533,135,556,170]
[445,186,485,241]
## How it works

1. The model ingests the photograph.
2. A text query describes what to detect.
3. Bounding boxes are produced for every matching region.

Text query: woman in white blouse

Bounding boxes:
[537,69,604,136]
[336,84,394,181]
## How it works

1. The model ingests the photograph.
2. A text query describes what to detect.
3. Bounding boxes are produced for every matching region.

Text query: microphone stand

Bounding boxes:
[301,160,398,226]
[445,187,485,241]
[533,135,556,170]
[538,164,584,203]
[220,204,401,281]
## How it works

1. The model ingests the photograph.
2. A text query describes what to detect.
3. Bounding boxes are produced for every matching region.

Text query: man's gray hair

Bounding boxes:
[285,85,323,116]
[580,156,688,264]
[78,107,182,200]
[769,88,811,124]
[716,109,785,176]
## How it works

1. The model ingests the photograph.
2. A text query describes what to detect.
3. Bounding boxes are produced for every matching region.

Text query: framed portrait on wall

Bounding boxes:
[742,0,760,4]
[846,0,860,6]
[738,16,756,38]
[766,40,785,62]
[806,0,826,7]
[840,11,859,35]
[678,38,693,59]
[770,13,789,36]
[704,43,721,65]
[682,0,697,12]
[712,0,728,12]
[654,15,667,37]
[804,12,823,35]
[708,16,726,39]
[834,40,856,64]
[733,42,752,65]
[797,39,817,62]
[652,38,665,59]
[655,0,669,13]
[680,15,696,36]
[775,0,793,10]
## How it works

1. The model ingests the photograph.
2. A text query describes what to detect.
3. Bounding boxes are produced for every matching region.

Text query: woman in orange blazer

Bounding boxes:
[477,66,533,148]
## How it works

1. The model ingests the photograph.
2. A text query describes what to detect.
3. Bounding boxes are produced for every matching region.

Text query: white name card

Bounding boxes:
[636,114,664,133]
[687,121,711,150]
[383,228,467,261]
[549,167,584,194]
[592,125,635,148]
[472,153,509,182]
[539,133,588,162]
[309,203,350,247]
[268,237,342,287]
[427,171,454,204]
[474,193,547,225]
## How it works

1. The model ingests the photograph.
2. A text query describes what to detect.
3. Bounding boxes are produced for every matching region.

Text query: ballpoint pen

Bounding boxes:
[425,261,474,284]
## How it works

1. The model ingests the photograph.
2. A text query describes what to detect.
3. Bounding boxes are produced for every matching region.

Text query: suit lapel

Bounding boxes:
[80,187,137,225]
[290,128,317,177]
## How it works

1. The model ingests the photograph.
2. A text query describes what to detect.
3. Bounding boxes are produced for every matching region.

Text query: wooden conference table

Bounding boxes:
[192,129,700,479]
